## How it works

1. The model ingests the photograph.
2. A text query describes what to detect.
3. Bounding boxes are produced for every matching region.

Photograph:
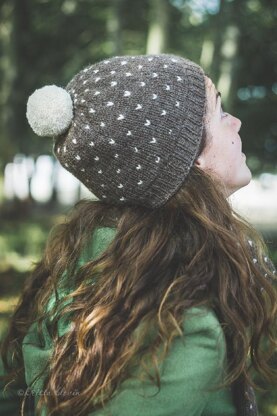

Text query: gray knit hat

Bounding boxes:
[27,54,206,208]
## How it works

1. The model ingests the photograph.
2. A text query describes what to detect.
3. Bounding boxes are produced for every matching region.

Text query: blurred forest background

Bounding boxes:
[0,0,276,414]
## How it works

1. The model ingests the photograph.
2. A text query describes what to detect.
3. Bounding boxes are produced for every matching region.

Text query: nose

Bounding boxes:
[231,115,241,132]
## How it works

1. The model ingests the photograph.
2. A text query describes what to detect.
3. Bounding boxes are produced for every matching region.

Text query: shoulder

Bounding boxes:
[154,306,229,412]
[104,306,232,416]
[180,305,227,369]
[183,305,224,340]
[166,305,227,373]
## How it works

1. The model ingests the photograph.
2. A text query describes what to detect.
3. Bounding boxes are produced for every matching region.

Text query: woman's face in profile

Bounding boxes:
[195,77,252,196]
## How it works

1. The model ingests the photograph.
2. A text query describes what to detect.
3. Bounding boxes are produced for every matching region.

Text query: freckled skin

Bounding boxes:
[195,77,252,196]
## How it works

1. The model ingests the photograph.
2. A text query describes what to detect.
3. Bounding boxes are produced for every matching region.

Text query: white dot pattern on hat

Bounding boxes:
[60,54,206,207]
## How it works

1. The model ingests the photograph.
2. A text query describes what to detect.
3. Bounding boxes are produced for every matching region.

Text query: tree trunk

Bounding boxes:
[14,0,31,148]
[217,0,242,110]
[210,0,226,84]
[200,37,214,75]
[0,0,17,167]
[217,25,240,110]
[107,0,124,56]
[146,0,169,54]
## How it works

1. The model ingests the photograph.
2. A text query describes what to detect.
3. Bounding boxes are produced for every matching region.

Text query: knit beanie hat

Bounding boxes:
[26,54,206,209]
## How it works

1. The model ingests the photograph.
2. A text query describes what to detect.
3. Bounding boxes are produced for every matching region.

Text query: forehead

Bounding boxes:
[205,77,217,111]
[205,76,218,121]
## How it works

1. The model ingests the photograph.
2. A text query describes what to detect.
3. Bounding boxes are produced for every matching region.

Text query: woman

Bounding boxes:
[1,54,276,416]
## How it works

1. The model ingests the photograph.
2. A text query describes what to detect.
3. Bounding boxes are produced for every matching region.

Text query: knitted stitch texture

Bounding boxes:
[53,54,206,208]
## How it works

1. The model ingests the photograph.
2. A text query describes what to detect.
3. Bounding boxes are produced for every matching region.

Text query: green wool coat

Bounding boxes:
[0,227,237,415]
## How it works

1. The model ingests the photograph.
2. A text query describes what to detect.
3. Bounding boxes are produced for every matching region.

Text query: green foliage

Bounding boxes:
[0,0,276,170]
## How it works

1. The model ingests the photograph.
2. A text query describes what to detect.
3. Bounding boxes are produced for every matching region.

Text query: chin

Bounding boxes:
[243,166,252,185]
[229,178,252,196]
[226,170,252,196]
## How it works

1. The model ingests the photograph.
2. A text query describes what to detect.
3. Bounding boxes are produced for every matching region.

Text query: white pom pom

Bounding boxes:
[26,85,73,137]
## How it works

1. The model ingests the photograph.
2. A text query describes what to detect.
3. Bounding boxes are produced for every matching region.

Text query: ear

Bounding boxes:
[194,154,205,168]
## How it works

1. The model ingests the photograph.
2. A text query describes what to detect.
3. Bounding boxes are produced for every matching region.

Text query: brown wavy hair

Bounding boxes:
[1,165,277,415]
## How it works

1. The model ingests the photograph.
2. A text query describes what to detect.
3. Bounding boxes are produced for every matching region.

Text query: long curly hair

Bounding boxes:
[1,165,277,416]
